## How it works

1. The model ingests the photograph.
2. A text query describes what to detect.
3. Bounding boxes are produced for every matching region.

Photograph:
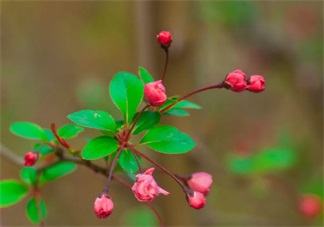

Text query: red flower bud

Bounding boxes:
[299,194,322,217]
[187,191,206,210]
[157,31,172,49]
[187,172,213,196]
[94,194,114,218]
[224,69,247,92]
[24,151,38,166]
[247,75,265,93]
[132,168,169,202]
[144,80,167,106]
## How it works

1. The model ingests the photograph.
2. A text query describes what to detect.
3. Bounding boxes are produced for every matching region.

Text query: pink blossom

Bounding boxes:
[144,80,167,106]
[187,191,206,210]
[246,75,265,93]
[187,172,213,196]
[157,31,172,48]
[299,194,322,217]
[24,151,38,166]
[224,69,247,92]
[94,194,114,218]
[132,168,169,202]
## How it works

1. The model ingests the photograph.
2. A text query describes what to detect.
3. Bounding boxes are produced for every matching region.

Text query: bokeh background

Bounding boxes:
[1,1,323,226]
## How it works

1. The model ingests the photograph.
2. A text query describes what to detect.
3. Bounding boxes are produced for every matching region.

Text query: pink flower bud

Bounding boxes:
[187,172,213,196]
[94,194,114,218]
[246,75,265,93]
[144,80,167,106]
[299,194,322,217]
[132,168,169,202]
[224,69,247,92]
[157,31,172,49]
[24,151,38,166]
[187,191,206,210]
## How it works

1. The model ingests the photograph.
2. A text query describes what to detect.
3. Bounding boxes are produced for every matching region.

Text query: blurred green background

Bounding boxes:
[1,1,323,226]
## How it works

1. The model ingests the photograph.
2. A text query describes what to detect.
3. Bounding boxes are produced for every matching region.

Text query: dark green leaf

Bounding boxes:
[82,136,119,160]
[138,67,154,84]
[0,180,28,207]
[67,110,116,132]
[172,100,201,109]
[133,111,161,135]
[109,72,144,124]
[140,125,196,154]
[39,162,76,184]
[118,149,141,173]
[26,198,47,224]
[10,122,46,140]
[58,124,84,139]
[38,145,55,155]
[115,120,124,130]
[20,167,37,186]
[164,109,190,117]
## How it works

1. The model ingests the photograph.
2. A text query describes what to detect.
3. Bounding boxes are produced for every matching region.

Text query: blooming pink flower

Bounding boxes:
[132,168,169,202]
[94,194,114,218]
[187,172,213,196]
[144,80,167,106]
[157,31,172,48]
[299,194,322,217]
[24,151,38,166]
[187,191,206,209]
[224,69,247,92]
[246,75,265,93]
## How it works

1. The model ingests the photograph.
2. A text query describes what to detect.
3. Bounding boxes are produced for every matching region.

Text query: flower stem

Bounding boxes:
[50,123,70,149]
[160,82,224,113]
[125,105,149,142]
[130,150,143,173]
[103,148,123,194]
[128,145,187,190]
[161,49,169,82]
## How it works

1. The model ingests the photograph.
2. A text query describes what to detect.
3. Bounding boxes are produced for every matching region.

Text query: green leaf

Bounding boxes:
[10,122,47,140]
[39,162,76,184]
[67,110,116,132]
[0,180,28,207]
[140,125,196,154]
[172,100,202,109]
[133,111,161,135]
[121,207,158,227]
[138,67,154,84]
[20,168,37,186]
[227,154,253,175]
[164,109,190,117]
[109,72,144,124]
[252,147,296,174]
[26,198,47,224]
[81,136,119,160]
[38,145,55,155]
[43,129,55,141]
[160,96,179,109]
[58,124,84,139]
[118,149,141,173]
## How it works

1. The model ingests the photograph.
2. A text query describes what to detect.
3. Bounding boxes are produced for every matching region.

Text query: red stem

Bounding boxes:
[50,123,70,149]
[103,148,122,194]
[161,49,169,82]
[125,105,149,141]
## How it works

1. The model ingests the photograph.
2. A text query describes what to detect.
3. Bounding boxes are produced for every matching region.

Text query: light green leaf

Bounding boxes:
[138,67,154,84]
[67,110,116,132]
[227,154,253,175]
[58,124,84,139]
[133,111,161,135]
[118,149,141,173]
[38,145,55,155]
[39,162,76,184]
[26,198,47,224]
[0,180,28,207]
[172,100,202,109]
[109,72,144,124]
[82,136,119,160]
[10,122,47,140]
[164,109,190,117]
[20,167,37,186]
[140,125,196,154]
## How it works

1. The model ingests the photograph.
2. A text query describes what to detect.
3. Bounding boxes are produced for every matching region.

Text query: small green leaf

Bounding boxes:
[133,111,161,135]
[227,154,253,175]
[38,145,55,155]
[82,136,119,160]
[164,109,190,117]
[58,124,84,139]
[39,162,76,184]
[138,67,154,84]
[109,72,144,124]
[118,149,141,173]
[121,207,158,227]
[172,100,202,109]
[160,96,179,109]
[10,122,46,140]
[43,129,55,141]
[140,125,196,154]
[26,198,47,224]
[20,167,37,186]
[67,110,116,132]
[0,180,28,207]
